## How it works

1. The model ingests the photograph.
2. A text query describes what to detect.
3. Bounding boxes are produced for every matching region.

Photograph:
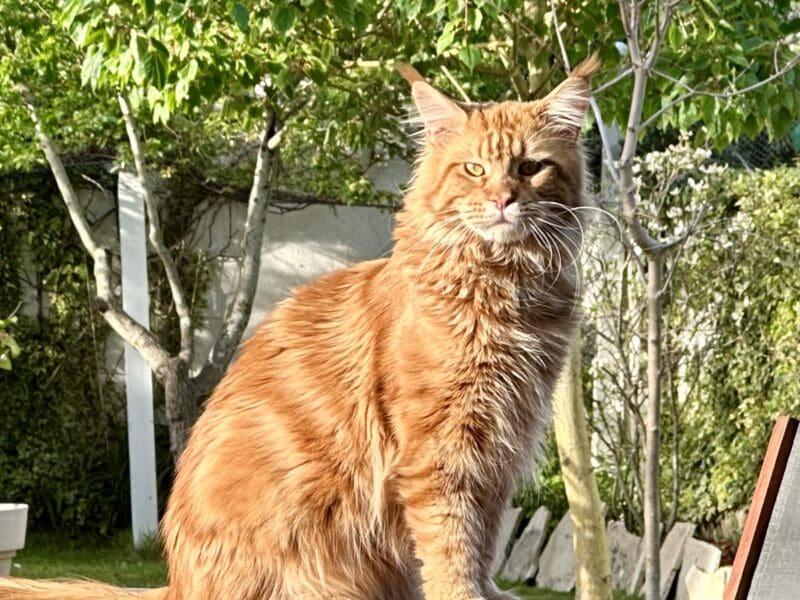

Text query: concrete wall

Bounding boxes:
[191,201,395,370]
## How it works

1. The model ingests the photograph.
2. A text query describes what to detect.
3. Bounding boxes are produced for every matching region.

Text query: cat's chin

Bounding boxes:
[478,221,526,244]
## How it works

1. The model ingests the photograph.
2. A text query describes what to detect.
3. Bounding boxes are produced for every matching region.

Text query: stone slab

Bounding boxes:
[607,520,643,591]
[676,538,722,600]
[638,521,696,600]
[535,510,576,592]
[684,564,731,600]
[501,506,551,582]
[628,550,645,595]
[492,507,524,574]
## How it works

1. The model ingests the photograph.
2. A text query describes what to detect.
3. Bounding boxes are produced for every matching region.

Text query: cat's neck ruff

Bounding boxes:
[391,212,579,327]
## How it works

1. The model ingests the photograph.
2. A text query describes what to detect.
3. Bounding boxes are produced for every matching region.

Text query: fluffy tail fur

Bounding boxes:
[0,579,167,600]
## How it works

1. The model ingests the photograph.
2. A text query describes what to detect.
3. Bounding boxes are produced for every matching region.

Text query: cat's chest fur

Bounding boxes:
[392,258,577,465]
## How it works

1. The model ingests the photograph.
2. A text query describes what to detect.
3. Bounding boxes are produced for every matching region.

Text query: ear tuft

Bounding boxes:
[570,53,601,84]
[396,63,467,143]
[541,54,600,136]
[395,62,425,86]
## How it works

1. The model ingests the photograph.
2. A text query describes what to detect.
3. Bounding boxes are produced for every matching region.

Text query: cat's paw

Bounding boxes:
[483,582,520,600]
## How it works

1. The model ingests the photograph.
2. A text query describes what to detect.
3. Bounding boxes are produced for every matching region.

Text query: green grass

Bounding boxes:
[505,581,640,599]
[513,585,640,599]
[12,532,639,599]
[10,531,168,587]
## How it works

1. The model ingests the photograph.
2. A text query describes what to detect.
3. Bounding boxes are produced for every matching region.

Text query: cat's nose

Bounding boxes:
[495,192,517,211]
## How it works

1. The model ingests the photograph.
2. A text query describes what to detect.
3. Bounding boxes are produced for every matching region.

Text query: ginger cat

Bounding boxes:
[0,57,598,600]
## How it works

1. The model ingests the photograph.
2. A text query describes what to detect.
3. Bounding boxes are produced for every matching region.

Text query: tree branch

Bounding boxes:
[441,65,471,102]
[119,93,194,365]
[593,66,634,95]
[18,84,170,375]
[640,53,800,130]
[194,110,277,394]
[549,0,572,74]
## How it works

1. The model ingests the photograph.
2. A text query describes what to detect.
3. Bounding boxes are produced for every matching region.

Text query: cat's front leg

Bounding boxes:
[401,493,486,600]
[476,488,520,600]
[398,464,489,600]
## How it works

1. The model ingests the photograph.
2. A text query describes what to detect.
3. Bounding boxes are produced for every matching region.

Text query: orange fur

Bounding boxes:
[0,62,597,600]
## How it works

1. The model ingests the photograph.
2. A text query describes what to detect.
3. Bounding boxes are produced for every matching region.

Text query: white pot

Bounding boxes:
[0,503,28,576]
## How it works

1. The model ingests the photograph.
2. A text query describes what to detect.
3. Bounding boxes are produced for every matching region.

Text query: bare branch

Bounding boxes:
[195,110,277,394]
[549,0,572,73]
[118,94,194,365]
[18,84,170,374]
[593,66,634,95]
[441,65,471,102]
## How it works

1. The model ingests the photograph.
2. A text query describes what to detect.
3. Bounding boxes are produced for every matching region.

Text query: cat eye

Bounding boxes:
[464,162,485,177]
[518,159,545,177]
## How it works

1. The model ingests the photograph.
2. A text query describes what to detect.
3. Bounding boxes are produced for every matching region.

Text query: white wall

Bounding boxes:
[191,201,395,370]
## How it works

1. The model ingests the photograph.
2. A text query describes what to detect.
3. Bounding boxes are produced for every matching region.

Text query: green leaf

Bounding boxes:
[0,334,20,358]
[273,5,296,33]
[741,37,770,53]
[147,85,161,106]
[187,58,199,81]
[143,50,168,88]
[175,78,189,103]
[320,40,334,63]
[332,0,354,27]
[790,124,800,152]
[471,7,483,32]
[436,20,457,55]
[779,18,800,34]
[405,0,422,20]
[458,45,481,71]
[138,0,155,18]
[152,101,170,124]
[232,2,250,33]
[781,88,795,112]
[80,46,104,90]
[729,53,748,67]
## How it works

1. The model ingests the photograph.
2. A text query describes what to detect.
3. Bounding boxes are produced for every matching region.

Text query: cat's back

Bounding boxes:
[228,256,396,385]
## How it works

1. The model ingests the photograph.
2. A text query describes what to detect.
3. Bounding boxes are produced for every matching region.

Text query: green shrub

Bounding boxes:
[676,165,800,523]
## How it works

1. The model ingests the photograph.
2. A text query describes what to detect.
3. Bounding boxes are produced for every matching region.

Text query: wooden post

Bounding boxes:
[118,171,159,546]
[725,416,798,600]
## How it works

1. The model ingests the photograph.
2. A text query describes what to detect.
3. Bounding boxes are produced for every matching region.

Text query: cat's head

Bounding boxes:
[398,58,598,252]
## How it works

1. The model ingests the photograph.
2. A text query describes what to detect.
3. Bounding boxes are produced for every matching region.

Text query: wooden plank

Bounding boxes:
[746,429,800,598]
[724,416,798,600]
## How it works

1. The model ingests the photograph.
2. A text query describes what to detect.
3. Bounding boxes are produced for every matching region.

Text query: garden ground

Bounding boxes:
[11,531,639,598]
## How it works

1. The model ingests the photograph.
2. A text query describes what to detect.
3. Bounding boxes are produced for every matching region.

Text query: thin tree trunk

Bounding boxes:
[554,339,613,600]
[643,252,664,600]
[163,358,197,463]
[194,111,277,396]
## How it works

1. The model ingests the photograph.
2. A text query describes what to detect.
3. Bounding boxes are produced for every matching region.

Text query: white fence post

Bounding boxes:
[118,171,159,546]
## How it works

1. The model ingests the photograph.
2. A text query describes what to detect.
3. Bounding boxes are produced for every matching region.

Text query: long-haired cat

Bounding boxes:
[0,56,598,600]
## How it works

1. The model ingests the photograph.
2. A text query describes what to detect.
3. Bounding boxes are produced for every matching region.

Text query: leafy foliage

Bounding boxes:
[0,175,130,532]
[0,316,20,370]
[676,166,800,523]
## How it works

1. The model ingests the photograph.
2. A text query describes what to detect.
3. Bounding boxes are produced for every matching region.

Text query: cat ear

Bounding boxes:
[396,63,467,142]
[541,54,600,137]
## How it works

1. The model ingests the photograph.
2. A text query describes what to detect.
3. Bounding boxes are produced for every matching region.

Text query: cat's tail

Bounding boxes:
[0,578,168,600]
